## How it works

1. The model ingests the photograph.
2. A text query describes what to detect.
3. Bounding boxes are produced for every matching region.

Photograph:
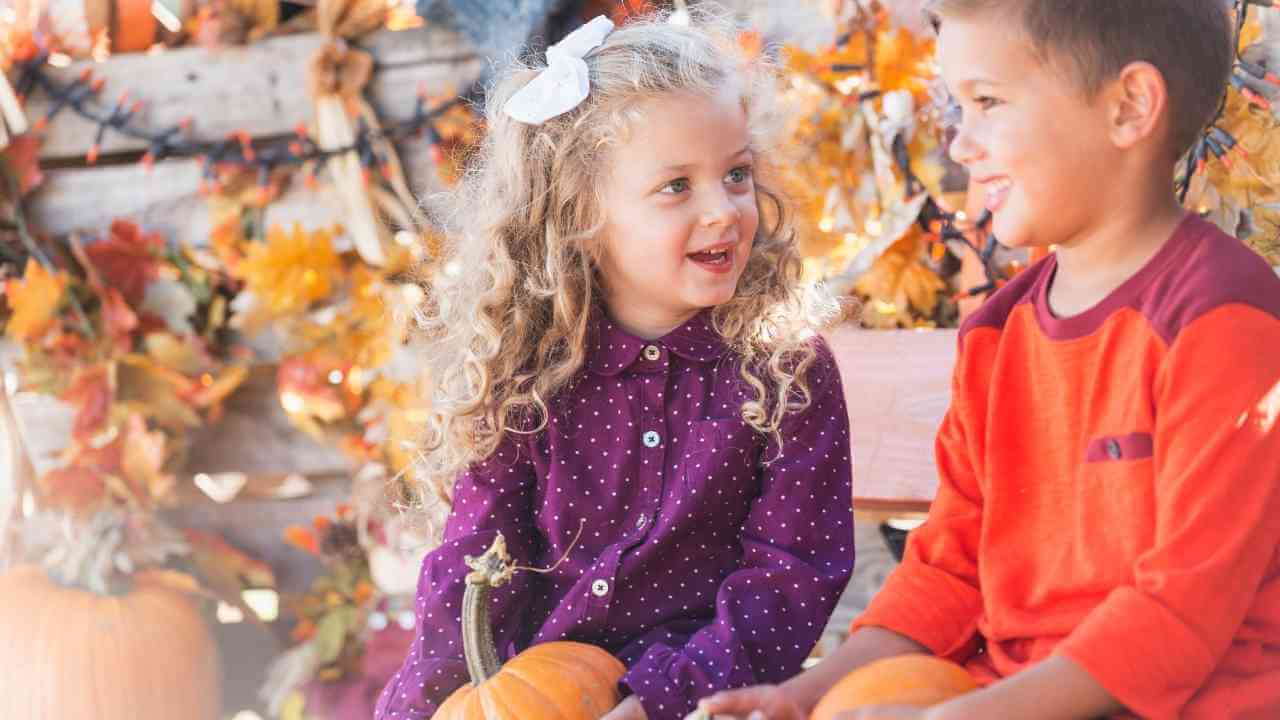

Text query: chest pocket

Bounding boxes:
[680,418,760,499]
[1076,431,1156,564]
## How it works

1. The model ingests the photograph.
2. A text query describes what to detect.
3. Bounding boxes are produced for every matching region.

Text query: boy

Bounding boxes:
[700,1,1280,719]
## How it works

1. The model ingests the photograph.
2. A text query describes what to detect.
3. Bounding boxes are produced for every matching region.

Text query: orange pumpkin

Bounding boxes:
[432,535,627,720]
[0,565,222,720]
[810,655,977,720]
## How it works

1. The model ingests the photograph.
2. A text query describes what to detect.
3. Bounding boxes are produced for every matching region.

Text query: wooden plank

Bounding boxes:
[825,326,955,513]
[27,133,444,240]
[26,25,482,161]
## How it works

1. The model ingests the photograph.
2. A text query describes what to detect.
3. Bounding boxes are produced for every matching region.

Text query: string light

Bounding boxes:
[14,49,472,195]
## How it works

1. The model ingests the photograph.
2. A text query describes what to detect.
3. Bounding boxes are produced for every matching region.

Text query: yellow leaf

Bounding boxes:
[875,27,936,102]
[145,332,212,376]
[238,224,342,318]
[116,355,202,430]
[4,259,67,341]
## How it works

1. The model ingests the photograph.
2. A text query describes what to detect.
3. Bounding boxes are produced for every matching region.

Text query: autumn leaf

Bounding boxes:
[120,414,176,506]
[238,224,341,318]
[184,529,276,622]
[4,259,67,341]
[62,363,115,443]
[188,364,249,415]
[875,27,936,103]
[116,354,202,430]
[101,287,140,354]
[39,466,108,515]
[284,525,321,555]
[82,220,166,305]
[145,332,214,375]
[0,135,45,195]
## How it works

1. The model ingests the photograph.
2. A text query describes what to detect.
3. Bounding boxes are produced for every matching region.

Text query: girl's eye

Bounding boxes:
[975,95,1002,111]
[661,178,691,194]
[725,165,753,185]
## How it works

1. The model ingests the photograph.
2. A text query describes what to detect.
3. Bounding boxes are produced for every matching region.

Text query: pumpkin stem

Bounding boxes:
[461,534,516,685]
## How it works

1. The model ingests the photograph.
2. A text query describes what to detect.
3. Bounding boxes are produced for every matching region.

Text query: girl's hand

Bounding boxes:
[692,685,806,720]
[602,696,648,720]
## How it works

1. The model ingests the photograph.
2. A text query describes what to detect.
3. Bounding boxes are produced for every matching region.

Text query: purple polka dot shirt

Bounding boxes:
[375,311,854,719]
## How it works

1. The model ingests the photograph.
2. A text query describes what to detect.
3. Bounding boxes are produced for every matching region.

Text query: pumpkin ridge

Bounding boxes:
[521,642,623,688]
[486,670,566,717]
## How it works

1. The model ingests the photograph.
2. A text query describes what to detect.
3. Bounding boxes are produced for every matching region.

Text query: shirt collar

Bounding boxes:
[584,307,729,376]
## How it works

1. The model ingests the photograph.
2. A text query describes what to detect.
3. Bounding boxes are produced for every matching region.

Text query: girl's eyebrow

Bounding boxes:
[655,146,753,174]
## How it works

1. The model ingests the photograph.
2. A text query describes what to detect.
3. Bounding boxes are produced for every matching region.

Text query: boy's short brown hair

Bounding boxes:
[929,0,1234,157]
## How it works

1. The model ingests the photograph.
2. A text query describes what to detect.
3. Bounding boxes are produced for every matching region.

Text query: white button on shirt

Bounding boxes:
[591,579,610,597]
[642,431,661,448]
[643,345,661,361]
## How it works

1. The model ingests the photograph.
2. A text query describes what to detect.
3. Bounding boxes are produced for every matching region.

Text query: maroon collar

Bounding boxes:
[584,308,728,376]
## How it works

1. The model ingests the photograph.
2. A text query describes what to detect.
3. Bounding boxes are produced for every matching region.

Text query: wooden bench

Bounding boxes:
[825,325,955,515]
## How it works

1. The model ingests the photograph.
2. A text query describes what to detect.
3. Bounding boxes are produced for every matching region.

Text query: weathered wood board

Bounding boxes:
[825,326,954,512]
[25,25,483,241]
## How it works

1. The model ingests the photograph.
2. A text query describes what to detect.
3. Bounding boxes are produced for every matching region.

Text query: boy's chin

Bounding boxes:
[989,214,1036,249]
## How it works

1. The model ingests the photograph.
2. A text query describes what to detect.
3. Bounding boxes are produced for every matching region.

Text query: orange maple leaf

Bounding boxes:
[62,363,115,443]
[4,259,67,341]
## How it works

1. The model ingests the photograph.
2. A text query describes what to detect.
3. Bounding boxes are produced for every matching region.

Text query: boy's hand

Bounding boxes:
[602,696,648,720]
[693,685,806,720]
[829,706,930,720]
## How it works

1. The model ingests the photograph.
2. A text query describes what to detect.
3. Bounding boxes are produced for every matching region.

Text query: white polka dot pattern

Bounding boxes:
[374,311,855,720]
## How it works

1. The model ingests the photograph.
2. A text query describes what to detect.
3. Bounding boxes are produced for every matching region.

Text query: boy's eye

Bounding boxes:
[660,178,691,194]
[725,165,753,185]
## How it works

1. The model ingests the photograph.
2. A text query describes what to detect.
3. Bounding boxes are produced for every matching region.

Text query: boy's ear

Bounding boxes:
[1105,61,1170,150]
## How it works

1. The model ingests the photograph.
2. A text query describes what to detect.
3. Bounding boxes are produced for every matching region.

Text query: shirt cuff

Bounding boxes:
[1055,586,1215,719]
[621,651,699,720]
[849,560,983,660]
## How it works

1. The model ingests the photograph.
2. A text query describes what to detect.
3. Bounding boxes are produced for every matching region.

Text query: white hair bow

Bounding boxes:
[503,15,615,125]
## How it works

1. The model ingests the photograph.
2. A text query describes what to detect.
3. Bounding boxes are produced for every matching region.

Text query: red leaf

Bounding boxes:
[100,287,139,352]
[82,220,165,305]
[39,466,107,515]
[1,136,44,195]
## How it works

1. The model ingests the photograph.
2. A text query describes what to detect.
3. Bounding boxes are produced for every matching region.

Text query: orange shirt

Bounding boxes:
[853,215,1280,719]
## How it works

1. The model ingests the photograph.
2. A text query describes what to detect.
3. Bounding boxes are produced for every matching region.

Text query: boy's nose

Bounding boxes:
[948,124,984,167]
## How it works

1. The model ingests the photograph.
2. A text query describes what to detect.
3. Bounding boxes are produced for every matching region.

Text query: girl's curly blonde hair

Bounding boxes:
[409,7,841,520]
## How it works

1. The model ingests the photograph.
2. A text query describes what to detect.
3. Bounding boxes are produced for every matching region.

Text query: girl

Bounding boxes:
[376,9,855,720]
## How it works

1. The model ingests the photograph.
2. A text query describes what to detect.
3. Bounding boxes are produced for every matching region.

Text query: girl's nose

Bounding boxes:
[701,189,742,228]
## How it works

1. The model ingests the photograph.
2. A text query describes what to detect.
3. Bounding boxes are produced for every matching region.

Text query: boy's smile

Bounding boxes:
[938,15,1118,251]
